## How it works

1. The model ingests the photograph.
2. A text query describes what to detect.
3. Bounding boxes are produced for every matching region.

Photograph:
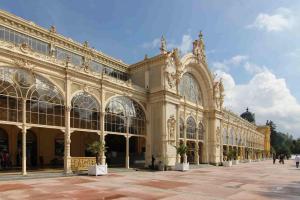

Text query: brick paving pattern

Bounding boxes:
[0,160,300,200]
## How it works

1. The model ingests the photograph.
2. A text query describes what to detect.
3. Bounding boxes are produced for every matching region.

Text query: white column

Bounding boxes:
[64,106,72,174]
[195,142,200,165]
[125,135,130,169]
[100,133,106,165]
[183,124,187,164]
[22,99,27,175]
[21,125,27,175]
[175,104,180,163]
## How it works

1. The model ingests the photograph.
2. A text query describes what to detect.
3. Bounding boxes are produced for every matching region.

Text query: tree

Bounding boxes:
[87,141,106,165]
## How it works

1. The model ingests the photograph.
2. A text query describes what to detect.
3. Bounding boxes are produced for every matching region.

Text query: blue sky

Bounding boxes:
[1,0,300,137]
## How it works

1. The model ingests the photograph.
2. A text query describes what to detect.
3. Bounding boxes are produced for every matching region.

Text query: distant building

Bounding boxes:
[0,10,270,175]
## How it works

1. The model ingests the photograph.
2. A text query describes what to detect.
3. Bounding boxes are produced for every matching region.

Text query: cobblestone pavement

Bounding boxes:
[0,160,299,200]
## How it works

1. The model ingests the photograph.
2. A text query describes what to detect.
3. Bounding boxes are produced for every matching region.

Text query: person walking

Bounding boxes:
[279,154,284,164]
[295,155,300,168]
[273,153,276,164]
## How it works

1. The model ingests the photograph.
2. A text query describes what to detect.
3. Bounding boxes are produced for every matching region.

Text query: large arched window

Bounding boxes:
[105,96,145,135]
[186,116,196,139]
[71,92,100,130]
[179,118,184,138]
[0,67,22,122]
[223,129,227,144]
[230,128,234,145]
[237,132,242,146]
[179,73,202,104]
[27,75,65,126]
[198,122,204,140]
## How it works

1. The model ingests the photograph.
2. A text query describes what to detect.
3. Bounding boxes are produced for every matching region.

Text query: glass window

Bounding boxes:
[223,129,227,144]
[0,26,49,55]
[26,75,65,127]
[71,92,100,130]
[198,122,204,140]
[105,96,145,135]
[179,73,202,104]
[186,116,196,139]
[179,118,184,138]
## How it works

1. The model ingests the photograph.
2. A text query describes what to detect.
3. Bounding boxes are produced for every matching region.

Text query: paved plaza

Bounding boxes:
[0,160,299,200]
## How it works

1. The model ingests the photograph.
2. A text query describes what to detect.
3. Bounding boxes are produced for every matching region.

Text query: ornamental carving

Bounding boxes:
[165,53,176,89]
[167,115,176,144]
[20,43,32,54]
[82,54,91,72]
[213,78,225,109]
[164,48,183,89]
[192,31,206,63]
[13,58,35,71]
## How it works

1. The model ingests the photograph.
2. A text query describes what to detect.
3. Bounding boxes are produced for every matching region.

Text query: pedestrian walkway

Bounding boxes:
[0,160,299,199]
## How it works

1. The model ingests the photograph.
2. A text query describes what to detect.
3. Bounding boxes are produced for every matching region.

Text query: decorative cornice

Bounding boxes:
[0,9,128,72]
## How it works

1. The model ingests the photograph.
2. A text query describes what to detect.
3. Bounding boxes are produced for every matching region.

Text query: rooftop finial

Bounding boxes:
[160,35,167,54]
[199,31,203,40]
[49,25,56,33]
[83,41,89,48]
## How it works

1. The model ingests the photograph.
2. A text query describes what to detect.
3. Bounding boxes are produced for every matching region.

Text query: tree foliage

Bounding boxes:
[266,120,300,156]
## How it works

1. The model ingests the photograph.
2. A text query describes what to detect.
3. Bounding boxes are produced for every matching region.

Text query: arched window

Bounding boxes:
[198,122,204,140]
[27,75,65,126]
[186,116,196,139]
[238,132,242,146]
[0,67,23,122]
[105,96,145,135]
[179,73,202,104]
[71,92,100,130]
[179,118,184,138]
[223,129,227,144]
[230,128,234,145]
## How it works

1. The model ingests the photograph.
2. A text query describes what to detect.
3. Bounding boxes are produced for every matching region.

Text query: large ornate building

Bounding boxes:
[0,10,270,175]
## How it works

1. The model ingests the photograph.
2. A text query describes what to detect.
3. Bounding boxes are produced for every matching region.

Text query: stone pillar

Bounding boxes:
[125,135,130,169]
[21,125,27,175]
[183,124,187,164]
[21,99,27,175]
[195,142,200,165]
[64,106,72,174]
[100,133,106,165]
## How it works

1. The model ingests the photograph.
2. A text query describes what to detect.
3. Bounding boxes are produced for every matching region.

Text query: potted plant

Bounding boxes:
[174,144,189,171]
[223,149,233,167]
[232,149,239,165]
[87,141,108,176]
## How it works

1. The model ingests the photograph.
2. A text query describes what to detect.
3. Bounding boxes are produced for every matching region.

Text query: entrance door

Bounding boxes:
[17,131,37,168]
[0,128,9,169]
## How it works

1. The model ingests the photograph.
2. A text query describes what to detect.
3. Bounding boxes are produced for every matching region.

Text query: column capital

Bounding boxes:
[65,105,72,112]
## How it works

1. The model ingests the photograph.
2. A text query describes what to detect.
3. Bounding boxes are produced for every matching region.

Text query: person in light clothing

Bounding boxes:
[295,155,300,168]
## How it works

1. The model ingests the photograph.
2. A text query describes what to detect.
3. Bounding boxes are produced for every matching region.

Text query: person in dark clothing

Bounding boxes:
[279,154,284,164]
[273,153,276,164]
[151,155,155,170]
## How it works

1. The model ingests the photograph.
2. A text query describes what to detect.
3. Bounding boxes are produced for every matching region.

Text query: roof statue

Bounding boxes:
[192,31,207,63]
[160,35,167,54]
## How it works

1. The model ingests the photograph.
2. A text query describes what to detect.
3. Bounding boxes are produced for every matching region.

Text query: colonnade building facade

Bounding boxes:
[0,10,270,175]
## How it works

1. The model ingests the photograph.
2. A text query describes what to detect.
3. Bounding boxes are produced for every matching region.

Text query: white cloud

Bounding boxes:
[216,68,300,138]
[212,54,266,75]
[247,7,295,32]
[142,34,193,54]
[142,38,160,49]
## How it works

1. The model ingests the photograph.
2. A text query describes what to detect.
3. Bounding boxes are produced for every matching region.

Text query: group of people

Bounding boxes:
[273,153,300,168]
[0,150,10,169]
[272,153,286,164]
